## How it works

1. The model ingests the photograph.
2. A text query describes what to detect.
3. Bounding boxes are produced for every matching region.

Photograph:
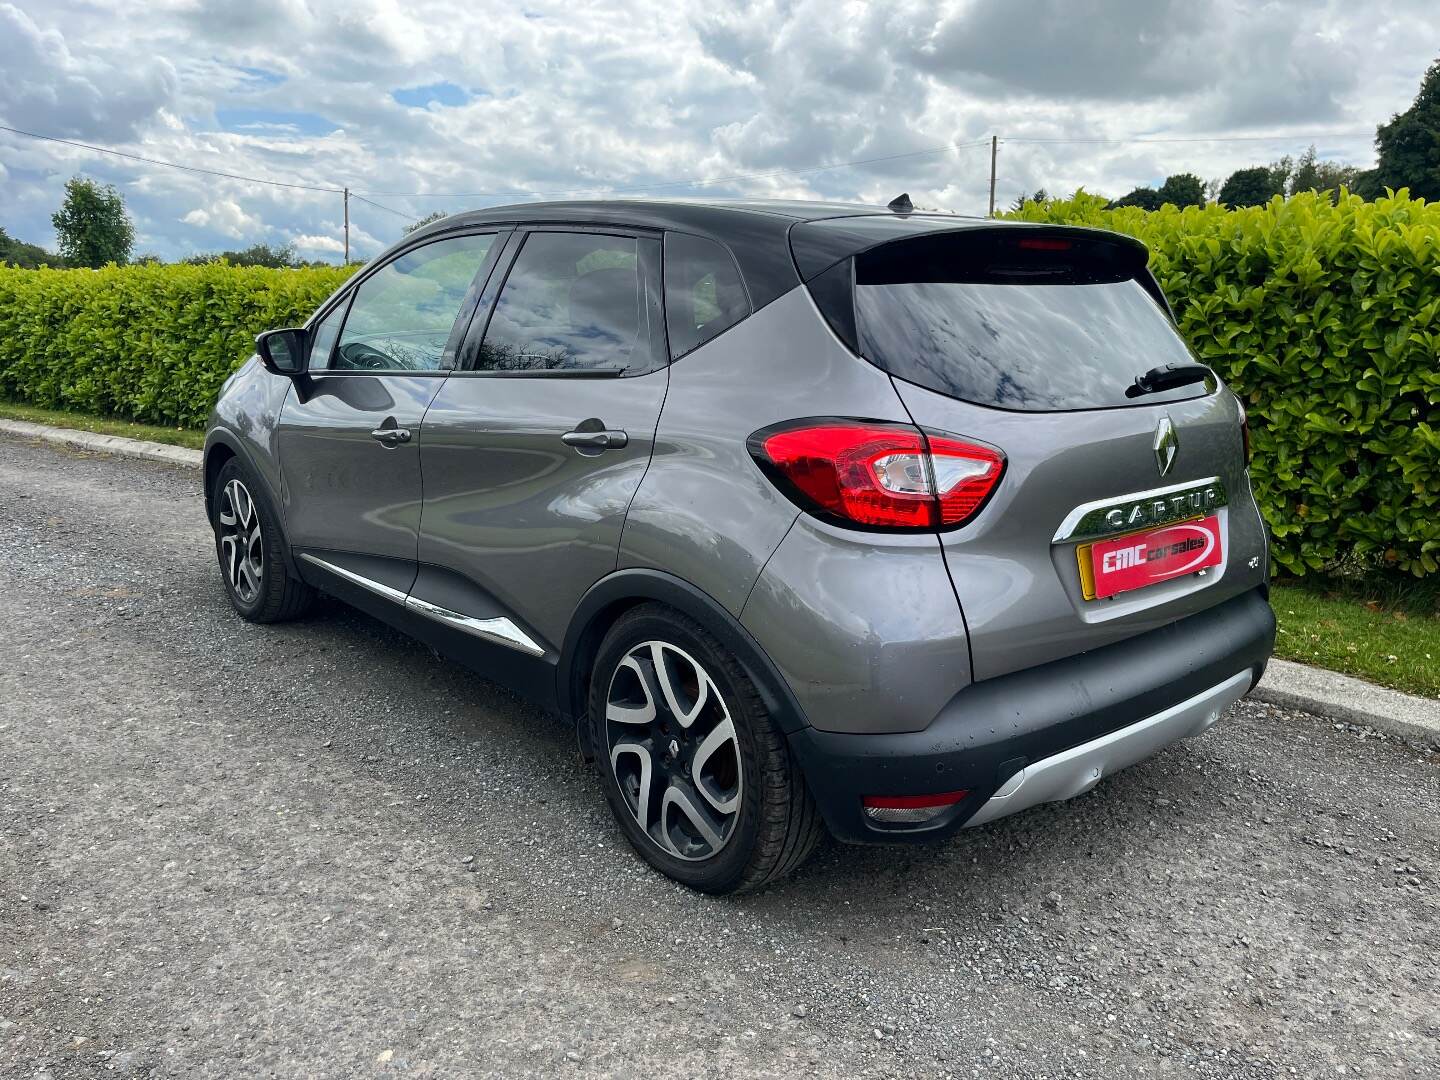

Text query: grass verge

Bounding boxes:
[1272,577,1440,699]
[0,400,204,450]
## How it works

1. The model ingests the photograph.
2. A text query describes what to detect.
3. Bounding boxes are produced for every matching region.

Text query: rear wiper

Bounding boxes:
[1125,363,1212,398]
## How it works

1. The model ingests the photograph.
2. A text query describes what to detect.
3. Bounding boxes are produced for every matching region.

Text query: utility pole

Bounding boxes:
[343,187,350,264]
[987,136,998,218]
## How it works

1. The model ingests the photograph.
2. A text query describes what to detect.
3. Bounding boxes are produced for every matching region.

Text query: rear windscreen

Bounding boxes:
[853,232,1210,412]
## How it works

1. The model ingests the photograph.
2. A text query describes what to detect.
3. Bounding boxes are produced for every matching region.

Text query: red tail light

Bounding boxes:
[862,791,969,810]
[748,419,1005,530]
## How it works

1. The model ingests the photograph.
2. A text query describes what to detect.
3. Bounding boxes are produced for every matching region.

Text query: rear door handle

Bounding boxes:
[370,427,412,446]
[561,428,628,450]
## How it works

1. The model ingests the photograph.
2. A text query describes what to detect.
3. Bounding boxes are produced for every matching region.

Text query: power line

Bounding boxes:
[1,121,991,210]
[348,192,416,222]
[0,121,990,201]
[354,139,996,198]
[0,123,345,193]
[1005,132,1374,145]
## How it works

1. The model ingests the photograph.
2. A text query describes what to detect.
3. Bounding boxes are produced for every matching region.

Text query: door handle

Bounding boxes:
[370,427,412,446]
[561,428,628,450]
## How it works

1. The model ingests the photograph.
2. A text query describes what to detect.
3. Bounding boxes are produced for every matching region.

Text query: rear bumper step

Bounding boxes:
[963,669,1250,827]
[786,587,1275,843]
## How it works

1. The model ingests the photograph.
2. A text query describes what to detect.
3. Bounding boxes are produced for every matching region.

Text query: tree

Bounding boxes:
[1008,188,1049,212]
[1109,186,1163,210]
[1267,155,1294,197]
[1218,166,1284,208]
[1287,145,1359,201]
[1108,173,1205,211]
[1156,172,1205,208]
[1359,59,1440,201]
[51,177,134,267]
[405,210,448,234]
[0,225,63,268]
[185,242,298,268]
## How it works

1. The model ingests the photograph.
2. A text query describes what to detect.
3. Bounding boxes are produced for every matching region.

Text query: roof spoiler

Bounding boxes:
[788,216,1150,282]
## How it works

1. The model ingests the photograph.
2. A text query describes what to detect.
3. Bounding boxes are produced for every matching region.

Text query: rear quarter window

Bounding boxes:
[664,232,751,358]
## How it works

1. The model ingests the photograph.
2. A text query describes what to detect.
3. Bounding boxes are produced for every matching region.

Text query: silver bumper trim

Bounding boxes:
[402,595,545,657]
[965,669,1252,827]
[298,552,409,603]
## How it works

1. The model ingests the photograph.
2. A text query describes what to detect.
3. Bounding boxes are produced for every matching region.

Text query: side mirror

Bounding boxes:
[256,328,308,376]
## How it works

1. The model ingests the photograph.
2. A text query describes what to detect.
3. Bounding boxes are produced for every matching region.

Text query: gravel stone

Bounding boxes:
[2,435,1438,1079]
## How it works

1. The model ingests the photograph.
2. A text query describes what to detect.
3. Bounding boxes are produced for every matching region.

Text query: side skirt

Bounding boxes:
[296,551,560,713]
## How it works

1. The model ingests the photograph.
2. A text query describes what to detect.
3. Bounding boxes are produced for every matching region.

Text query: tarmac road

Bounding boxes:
[2,434,1436,1079]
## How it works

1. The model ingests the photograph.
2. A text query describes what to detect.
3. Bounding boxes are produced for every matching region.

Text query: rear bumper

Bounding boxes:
[786,586,1276,844]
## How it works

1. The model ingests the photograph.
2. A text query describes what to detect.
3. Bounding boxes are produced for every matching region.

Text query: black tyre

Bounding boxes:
[589,604,824,893]
[209,457,315,623]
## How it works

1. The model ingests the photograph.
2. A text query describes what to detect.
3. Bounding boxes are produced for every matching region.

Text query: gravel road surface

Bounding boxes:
[2,435,1437,1079]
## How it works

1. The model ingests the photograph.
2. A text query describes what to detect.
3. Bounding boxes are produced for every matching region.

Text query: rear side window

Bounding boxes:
[853,232,1206,412]
[477,232,653,373]
[664,232,750,357]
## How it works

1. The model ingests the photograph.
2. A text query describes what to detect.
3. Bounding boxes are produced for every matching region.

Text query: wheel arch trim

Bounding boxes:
[558,569,813,751]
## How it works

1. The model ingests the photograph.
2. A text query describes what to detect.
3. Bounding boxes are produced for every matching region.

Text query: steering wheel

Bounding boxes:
[337,341,394,370]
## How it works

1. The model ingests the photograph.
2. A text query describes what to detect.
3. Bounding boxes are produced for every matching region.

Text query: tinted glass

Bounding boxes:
[306,300,345,371]
[477,232,645,373]
[664,232,750,357]
[333,233,494,371]
[855,236,1206,412]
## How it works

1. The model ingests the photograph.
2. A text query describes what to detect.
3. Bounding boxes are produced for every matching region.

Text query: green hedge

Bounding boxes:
[1006,190,1440,577]
[0,262,352,429]
[2,192,1438,576]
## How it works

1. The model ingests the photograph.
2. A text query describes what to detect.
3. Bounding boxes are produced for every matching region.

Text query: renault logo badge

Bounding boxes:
[1154,416,1178,477]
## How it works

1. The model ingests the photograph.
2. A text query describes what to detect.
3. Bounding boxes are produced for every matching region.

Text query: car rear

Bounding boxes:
[739,214,1275,840]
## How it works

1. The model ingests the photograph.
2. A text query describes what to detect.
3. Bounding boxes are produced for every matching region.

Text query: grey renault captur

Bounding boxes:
[205,197,1276,893]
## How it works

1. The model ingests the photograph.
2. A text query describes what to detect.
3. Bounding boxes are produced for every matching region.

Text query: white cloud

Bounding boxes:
[0,0,1432,261]
[179,198,263,239]
[292,233,345,255]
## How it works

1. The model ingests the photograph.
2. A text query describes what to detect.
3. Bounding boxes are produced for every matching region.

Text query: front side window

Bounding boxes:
[332,233,495,371]
[664,232,750,357]
[476,232,649,373]
[306,300,345,371]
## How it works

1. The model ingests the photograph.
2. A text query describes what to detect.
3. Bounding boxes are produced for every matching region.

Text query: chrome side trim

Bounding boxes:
[965,669,1252,828]
[1052,475,1228,544]
[298,553,409,603]
[297,553,545,658]
[403,595,546,658]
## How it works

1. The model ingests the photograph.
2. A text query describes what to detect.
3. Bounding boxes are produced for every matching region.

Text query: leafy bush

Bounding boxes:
[0,262,351,429]
[3,192,1438,577]
[1007,189,1440,577]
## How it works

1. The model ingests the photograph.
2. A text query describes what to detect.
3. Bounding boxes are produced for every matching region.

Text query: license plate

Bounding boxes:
[1080,516,1223,600]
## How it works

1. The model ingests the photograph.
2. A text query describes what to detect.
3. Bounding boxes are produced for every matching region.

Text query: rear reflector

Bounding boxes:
[862,790,969,826]
[749,420,1004,530]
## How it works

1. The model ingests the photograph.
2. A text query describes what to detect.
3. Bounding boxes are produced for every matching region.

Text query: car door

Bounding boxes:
[276,229,504,599]
[414,226,669,657]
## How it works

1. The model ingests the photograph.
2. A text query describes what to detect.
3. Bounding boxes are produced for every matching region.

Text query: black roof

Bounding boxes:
[402,197,1128,311]
[423,196,963,231]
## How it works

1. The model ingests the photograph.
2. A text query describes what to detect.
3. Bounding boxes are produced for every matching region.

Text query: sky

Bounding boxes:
[0,0,1434,263]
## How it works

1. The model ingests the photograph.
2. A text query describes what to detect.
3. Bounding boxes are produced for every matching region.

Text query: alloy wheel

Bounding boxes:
[604,640,743,861]
[217,478,263,604]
